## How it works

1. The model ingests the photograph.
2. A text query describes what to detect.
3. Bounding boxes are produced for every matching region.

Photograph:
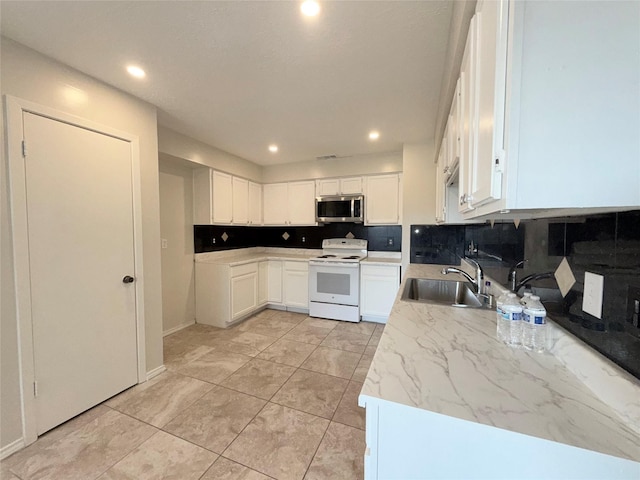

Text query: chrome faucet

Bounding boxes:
[509,259,554,292]
[441,257,484,294]
[508,259,528,291]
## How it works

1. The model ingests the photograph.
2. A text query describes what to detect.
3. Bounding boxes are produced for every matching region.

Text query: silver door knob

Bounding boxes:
[122,276,135,284]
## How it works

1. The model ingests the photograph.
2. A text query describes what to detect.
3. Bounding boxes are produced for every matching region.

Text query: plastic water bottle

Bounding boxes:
[522,295,547,352]
[497,293,523,347]
[520,292,532,307]
[495,292,509,341]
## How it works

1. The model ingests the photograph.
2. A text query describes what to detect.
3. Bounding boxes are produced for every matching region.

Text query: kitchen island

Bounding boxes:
[359,264,640,479]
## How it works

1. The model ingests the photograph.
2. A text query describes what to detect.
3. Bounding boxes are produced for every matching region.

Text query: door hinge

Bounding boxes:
[33,381,38,397]
[22,140,27,158]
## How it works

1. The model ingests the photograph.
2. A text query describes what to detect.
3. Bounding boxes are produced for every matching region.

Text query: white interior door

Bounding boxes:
[23,112,138,435]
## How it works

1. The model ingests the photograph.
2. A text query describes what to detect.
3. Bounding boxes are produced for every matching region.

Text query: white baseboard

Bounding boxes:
[146,365,166,381]
[1,437,25,460]
[361,315,388,324]
[163,320,195,337]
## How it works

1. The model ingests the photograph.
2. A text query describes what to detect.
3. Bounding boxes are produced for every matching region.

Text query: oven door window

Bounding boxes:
[317,200,351,218]
[317,272,351,296]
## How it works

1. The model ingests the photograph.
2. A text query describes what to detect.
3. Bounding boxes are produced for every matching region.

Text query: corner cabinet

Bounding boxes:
[364,174,402,225]
[441,0,640,221]
[360,264,400,323]
[193,168,261,226]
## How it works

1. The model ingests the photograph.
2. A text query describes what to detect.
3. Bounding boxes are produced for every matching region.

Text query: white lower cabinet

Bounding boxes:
[257,260,268,307]
[283,261,309,312]
[360,264,400,323]
[230,264,257,321]
[196,261,258,328]
[267,260,283,305]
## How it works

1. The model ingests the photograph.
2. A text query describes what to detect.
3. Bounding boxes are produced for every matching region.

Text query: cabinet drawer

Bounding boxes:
[361,264,399,278]
[284,261,309,272]
[230,262,258,278]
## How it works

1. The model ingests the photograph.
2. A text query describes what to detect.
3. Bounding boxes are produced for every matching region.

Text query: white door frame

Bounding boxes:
[4,95,147,446]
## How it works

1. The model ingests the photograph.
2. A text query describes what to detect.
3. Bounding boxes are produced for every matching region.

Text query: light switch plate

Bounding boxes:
[582,272,604,319]
[161,238,168,249]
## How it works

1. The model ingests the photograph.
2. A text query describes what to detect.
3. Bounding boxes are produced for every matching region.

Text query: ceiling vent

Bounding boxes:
[316,154,338,160]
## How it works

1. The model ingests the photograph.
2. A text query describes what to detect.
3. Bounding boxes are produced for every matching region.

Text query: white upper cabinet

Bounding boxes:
[457,14,477,214]
[365,174,402,225]
[263,182,289,225]
[193,168,260,225]
[316,178,340,196]
[469,0,507,208]
[287,181,316,225]
[446,79,462,178]
[212,171,233,224]
[263,180,316,226]
[193,168,234,225]
[316,176,363,196]
[232,176,249,225]
[435,143,447,224]
[248,181,262,225]
[193,167,213,225]
[444,0,640,220]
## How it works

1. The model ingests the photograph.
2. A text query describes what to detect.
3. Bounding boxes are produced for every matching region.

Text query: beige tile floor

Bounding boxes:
[1,309,382,480]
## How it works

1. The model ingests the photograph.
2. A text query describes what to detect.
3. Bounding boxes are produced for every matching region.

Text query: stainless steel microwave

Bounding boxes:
[315,195,364,223]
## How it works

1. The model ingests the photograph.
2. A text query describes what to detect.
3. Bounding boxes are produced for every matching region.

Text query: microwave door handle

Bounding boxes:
[350,198,355,219]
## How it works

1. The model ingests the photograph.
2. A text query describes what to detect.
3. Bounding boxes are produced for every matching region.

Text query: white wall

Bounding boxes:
[402,143,437,271]
[158,126,262,183]
[262,151,402,183]
[0,38,164,451]
[159,156,196,335]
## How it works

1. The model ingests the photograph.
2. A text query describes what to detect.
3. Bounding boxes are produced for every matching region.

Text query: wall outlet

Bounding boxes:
[161,238,168,249]
[582,272,604,319]
[212,237,216,244]
[387,237,394,246]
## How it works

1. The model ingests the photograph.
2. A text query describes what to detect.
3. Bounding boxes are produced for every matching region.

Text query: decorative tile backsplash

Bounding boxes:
[411,210,640,380]
[194,223,401,253]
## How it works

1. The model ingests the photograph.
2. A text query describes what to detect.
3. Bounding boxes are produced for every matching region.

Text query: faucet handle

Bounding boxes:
[511,259,528,270]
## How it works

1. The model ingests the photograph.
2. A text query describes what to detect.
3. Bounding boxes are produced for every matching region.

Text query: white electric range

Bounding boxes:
[308,238,368,322]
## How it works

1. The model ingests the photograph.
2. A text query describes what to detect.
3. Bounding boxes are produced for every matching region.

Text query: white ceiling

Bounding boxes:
[1,1,454,166]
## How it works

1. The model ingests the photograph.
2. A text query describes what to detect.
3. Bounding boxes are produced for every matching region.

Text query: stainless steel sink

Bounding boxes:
[401,278,484,308]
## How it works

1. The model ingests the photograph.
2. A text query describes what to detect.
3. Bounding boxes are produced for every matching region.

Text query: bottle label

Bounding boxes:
[524,313,546,325]
[501,310,521,321]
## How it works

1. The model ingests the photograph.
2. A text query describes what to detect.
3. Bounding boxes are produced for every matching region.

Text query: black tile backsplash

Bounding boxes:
[194,223,401,253]
[410,222,525,267]
[411,210,640,380]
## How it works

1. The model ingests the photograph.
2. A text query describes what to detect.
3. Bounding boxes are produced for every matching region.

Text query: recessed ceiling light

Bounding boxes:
[301,1,320,17]
[268,145,278,153]
[126,65,146,79]
[369,131,380,140]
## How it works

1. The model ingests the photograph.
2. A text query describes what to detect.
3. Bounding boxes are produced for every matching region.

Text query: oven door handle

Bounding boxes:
[309,261,360,268]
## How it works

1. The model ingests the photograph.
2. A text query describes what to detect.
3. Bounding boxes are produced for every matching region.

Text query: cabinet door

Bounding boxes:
[258,261,268,306]
[458,15,477,214]
[360,265,400,321]
[263,183,289,225]
[447,79,461,173]
[212,170,233,224]
[365,174,400,225]
[283,262,309,309]
[470,0,506,207]
[435,145,447,224]
[288,181,316,225]
[267,260,283,304]
[340,177,363,194]
[193,167,213,224]
[316,178,340,196]
[230,270,257,321]
[232,177,249,225]
[248,181,262,225]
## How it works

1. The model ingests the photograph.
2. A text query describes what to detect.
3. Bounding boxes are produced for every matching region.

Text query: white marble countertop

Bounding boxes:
[195,248,402,266]
[194,247,318,265]
[360,263,640,463]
